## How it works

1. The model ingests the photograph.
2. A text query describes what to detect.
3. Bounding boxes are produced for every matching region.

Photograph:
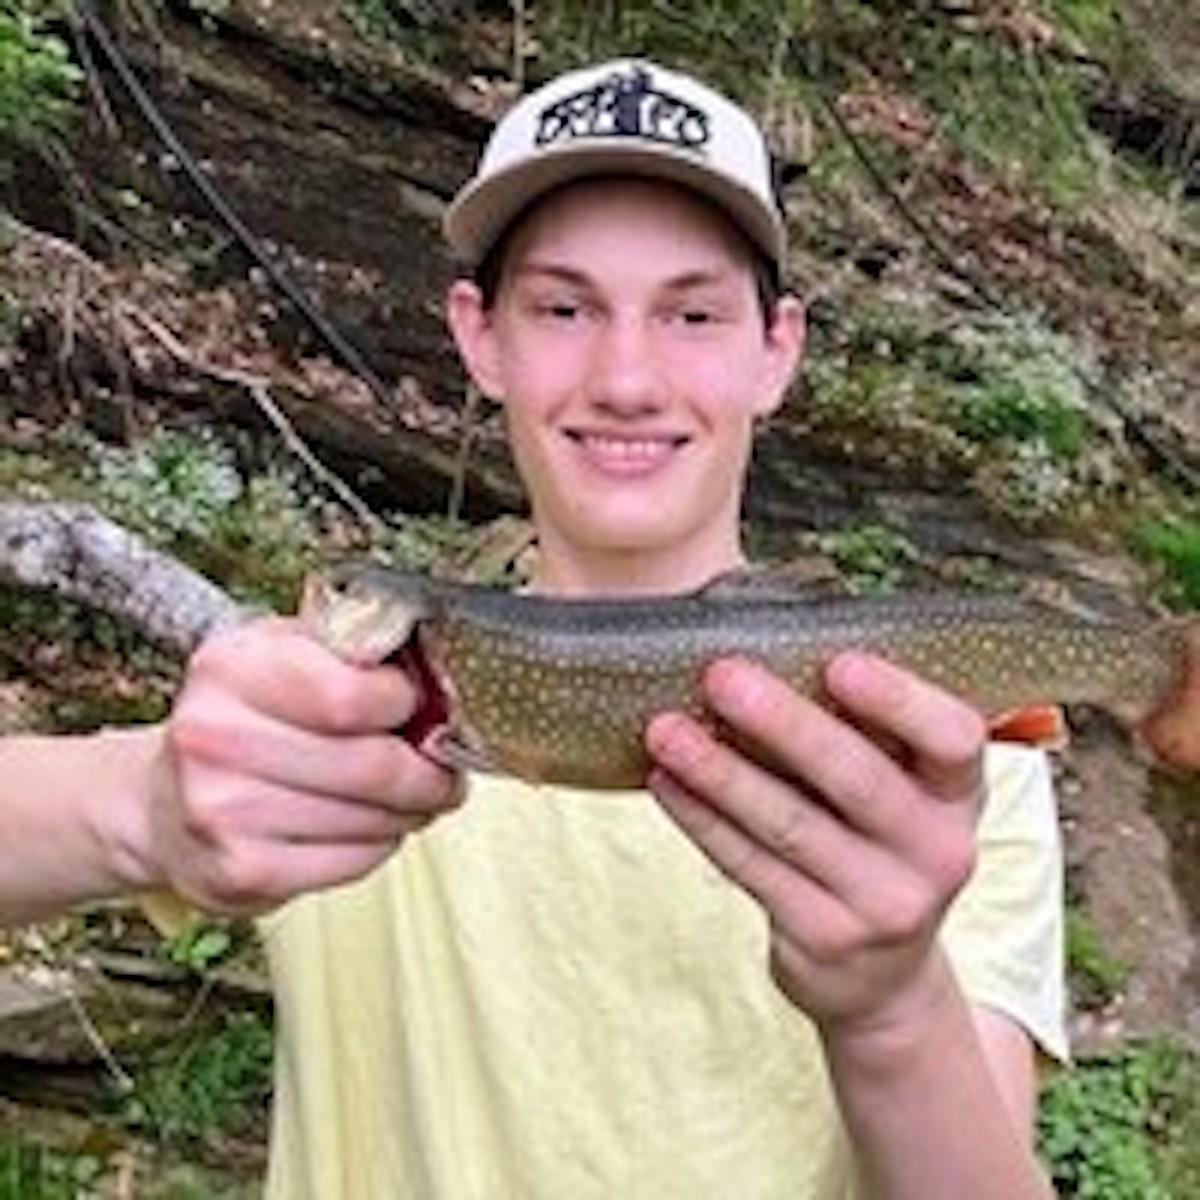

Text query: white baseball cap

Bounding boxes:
[444,59,786,271]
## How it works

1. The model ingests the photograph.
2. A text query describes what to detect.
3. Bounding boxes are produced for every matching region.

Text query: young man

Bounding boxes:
[0,60,1064,1197]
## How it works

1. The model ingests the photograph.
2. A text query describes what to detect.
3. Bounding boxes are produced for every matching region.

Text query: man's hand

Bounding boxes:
[645,651,985,1037]
[146,615,461,915]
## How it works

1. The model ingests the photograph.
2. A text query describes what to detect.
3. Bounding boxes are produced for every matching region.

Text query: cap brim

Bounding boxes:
[443,139,785,269]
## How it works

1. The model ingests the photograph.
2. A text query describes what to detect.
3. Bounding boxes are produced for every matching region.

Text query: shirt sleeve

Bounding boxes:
[940,743,1069,1063]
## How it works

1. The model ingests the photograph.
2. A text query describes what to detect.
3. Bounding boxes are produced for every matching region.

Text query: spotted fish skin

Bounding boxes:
[304,566,1200,786]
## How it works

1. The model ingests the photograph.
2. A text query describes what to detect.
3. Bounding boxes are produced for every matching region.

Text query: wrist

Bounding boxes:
[818,950,966,1079]
[84,724,170,895]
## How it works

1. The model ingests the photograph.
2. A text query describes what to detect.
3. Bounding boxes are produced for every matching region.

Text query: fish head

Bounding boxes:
[301,564,436,666]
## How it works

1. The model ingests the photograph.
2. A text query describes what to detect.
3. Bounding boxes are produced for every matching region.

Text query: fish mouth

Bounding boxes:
[389,637,453,758]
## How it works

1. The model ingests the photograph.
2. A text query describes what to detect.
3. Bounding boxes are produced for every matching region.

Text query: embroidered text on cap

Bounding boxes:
[535,66,711,153]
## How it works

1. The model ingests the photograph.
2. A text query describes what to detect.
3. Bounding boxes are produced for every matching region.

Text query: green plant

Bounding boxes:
[1065,904,1129,1009]
[940,318,1091,462]
[117,1009,274,1147]
[163,921,235,973]
[1045,0,1121,48]
[94,427,244,544]
[1131,515,1200,611]
[0,1138,102,1200]
[908,15,1098,205]
[91,428,326,608]
[0,1,81,150]
[343,0,461,62]
[1037,1037,1200,1198]
[817,522,917,594]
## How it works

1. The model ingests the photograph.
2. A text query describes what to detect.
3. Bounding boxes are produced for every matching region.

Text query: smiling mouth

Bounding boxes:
[564,430,691,470]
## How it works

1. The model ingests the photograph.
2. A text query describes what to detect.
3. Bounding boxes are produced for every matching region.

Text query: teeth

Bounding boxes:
[579,435,677,457]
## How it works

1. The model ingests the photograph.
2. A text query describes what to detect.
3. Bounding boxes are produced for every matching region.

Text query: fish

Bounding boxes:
[301,565,1200,788]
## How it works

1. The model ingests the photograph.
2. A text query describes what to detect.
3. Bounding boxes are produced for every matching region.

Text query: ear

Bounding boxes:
[752,294,806,419]
[445,279,505,401]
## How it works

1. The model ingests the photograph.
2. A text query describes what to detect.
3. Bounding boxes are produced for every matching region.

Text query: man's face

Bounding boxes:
[447,178,804,572]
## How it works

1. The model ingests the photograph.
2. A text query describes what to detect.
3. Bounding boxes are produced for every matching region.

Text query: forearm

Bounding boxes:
[0,727,163,925]
[822,953,1052,1200]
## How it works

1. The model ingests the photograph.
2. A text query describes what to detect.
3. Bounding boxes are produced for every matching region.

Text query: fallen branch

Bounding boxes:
[0,502,244,656]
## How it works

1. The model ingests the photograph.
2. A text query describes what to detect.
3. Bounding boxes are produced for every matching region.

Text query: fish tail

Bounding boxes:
[1139,617,1200,771]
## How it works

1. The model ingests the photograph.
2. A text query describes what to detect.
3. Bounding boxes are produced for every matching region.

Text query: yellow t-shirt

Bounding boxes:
[260,744,1065,1200]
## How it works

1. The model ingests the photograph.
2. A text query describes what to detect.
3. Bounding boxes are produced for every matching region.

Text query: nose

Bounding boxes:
[585,312,663,417]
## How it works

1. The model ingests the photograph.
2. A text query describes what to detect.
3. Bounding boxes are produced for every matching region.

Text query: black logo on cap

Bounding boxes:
[535,66,711,153]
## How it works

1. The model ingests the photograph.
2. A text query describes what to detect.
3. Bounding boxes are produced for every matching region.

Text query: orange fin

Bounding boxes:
[988,705,1070,750]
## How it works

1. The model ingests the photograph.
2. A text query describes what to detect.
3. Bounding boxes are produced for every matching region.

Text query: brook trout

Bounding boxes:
[302,565,1200,787]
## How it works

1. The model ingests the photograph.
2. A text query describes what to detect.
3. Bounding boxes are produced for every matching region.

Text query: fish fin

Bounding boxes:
[1139,618,1200,771]
[423,726,504,776]
[988,705,1070,750]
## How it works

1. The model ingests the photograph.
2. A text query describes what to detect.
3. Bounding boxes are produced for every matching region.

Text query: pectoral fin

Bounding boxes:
[423,726,503,776]
[988,705,1070,751]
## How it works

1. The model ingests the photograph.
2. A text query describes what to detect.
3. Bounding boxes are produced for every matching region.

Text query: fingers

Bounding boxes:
[700,656,986,827]
[179,836,409,916]
[646,655,986,1027]
[646,711,869,899]
[823,652,988,803]
[152,614,463,916]
[168,697,458,812]
[177,770,445,846]
[649,765,860,943]
[693,657,912,837]
[188,617,421,734]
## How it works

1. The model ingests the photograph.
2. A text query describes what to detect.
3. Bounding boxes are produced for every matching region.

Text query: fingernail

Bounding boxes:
[704,657,761,718]
[646,713,703,769]
[826,651,870,693]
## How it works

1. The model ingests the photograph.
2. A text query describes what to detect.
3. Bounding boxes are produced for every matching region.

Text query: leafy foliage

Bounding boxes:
[817,522,917,595]
[115,1010,274,1147]
[0,1138,103,1199]
[0,1,80,150]
[91,427,323,609]
[937,316,1091,463]
[1038,1037,1200,1199]
[1132,514,1200,611]
[163,921,235,973]
[910,21,1098,205]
